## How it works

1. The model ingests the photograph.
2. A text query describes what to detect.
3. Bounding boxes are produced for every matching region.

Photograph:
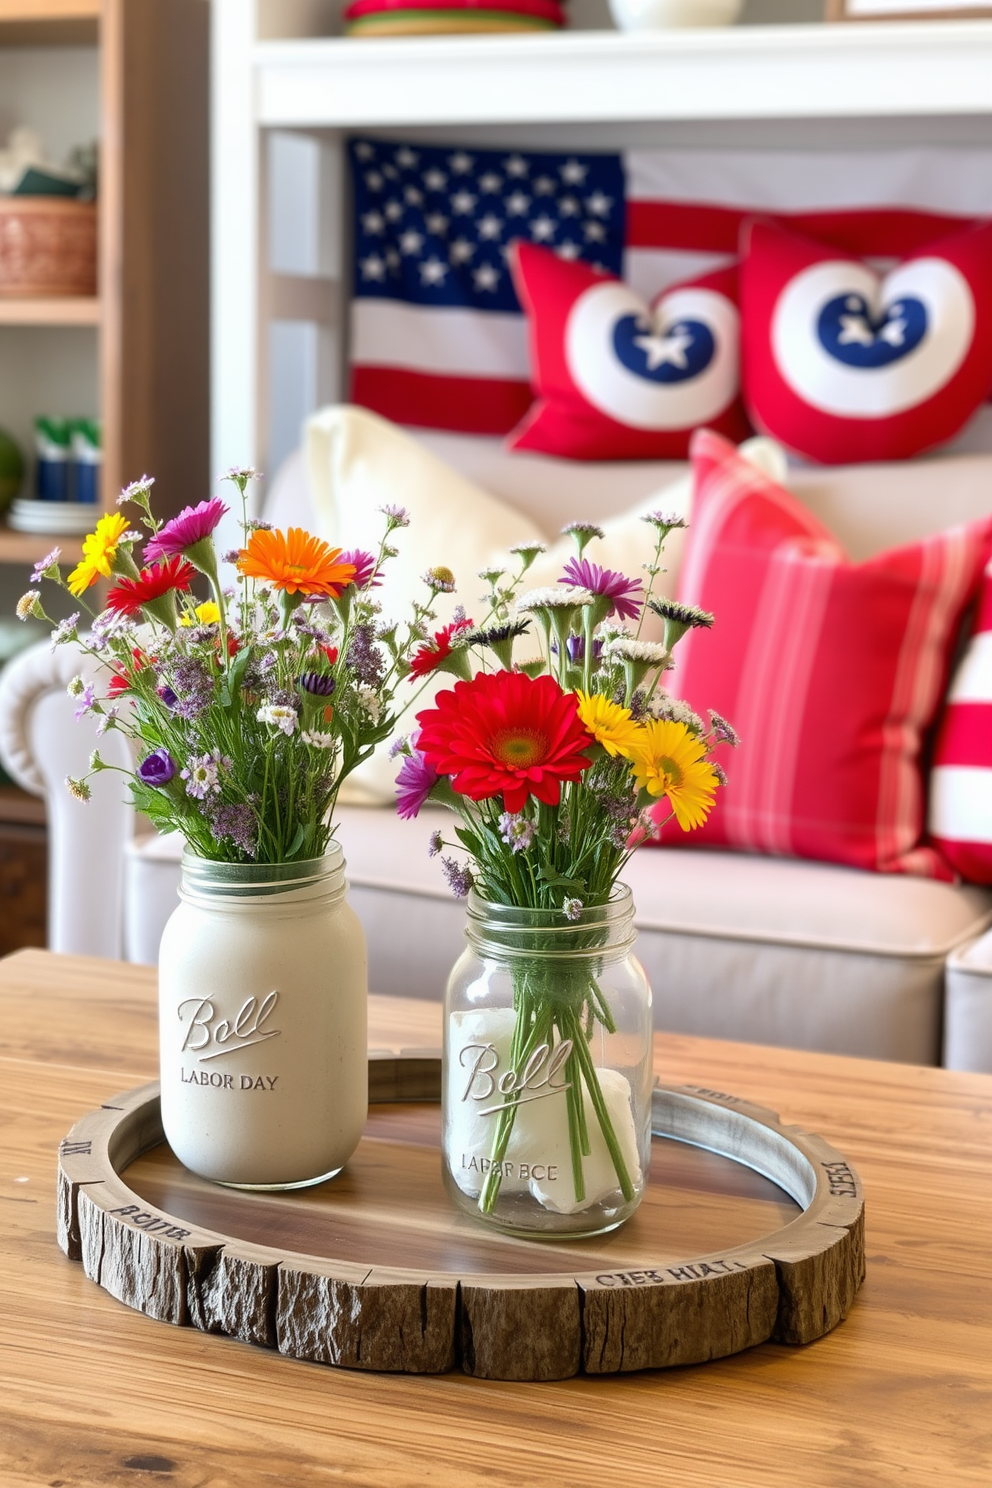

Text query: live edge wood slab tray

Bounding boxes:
[56,1051,865,1382]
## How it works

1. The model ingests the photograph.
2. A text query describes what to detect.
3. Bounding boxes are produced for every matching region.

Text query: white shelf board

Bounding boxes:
[255,21,992,129]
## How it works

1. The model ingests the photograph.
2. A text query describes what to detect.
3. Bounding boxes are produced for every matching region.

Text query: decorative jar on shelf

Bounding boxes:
[442,886,653,1238]
[158,843,368,1190]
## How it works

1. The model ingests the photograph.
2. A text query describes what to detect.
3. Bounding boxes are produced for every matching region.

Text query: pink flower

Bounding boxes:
[395,748,438,820]
[559,557,643,621]
[339,549,381,590]
[144,499,228,563]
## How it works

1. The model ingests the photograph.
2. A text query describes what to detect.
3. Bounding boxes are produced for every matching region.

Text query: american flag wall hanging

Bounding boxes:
[347,139,992,438]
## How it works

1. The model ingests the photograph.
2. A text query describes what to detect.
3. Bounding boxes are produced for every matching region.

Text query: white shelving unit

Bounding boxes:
[210,1,992,488]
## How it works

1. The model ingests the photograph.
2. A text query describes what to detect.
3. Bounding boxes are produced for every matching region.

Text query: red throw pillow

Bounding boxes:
[648,429,992,879]
[929,567,992,883]
[508,240,750,460]
[741,217,992,465]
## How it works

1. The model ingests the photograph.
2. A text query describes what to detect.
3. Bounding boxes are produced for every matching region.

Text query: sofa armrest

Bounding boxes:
[0,639,134,958]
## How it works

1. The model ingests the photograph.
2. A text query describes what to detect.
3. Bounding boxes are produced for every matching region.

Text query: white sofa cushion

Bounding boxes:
[943,931,992,1073]
[124,806,992,1065]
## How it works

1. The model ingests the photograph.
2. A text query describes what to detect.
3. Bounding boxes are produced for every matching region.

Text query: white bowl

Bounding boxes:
[609,0,744,29]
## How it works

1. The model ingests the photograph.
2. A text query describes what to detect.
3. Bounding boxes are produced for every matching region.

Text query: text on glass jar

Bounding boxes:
[459,1039,573,1116]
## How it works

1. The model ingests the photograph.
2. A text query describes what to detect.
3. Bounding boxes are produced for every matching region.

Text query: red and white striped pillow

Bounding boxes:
[929,569,992,883]
[650,429,992,879]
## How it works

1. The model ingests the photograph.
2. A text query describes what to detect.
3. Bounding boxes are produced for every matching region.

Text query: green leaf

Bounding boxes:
[284,822,308,859]
[454,826,484,857]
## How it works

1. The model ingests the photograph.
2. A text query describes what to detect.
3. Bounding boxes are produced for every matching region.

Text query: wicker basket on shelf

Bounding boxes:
[0,198,97,298]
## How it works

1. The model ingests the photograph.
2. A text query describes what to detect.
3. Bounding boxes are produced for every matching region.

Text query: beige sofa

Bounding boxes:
[3,419,992,1069]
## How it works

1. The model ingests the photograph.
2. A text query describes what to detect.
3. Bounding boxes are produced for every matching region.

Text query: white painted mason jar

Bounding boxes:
[443,887,653,1237]
[158,845,368,1189]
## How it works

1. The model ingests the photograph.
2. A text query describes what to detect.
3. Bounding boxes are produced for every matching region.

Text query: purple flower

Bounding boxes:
[298,672,336,697]
[138,748,177,787]
[564,634,603,666]
[144,498,228,562]
[559,557,643,621]
[339,549,381,590]
[31,546,61,582]
[157,684,178,709]
[395,749,438,820]
[208,802,257,857]
[346,624,386,688]
[181,750,230,799]
[74,684,96,722]
[440,856,474,898]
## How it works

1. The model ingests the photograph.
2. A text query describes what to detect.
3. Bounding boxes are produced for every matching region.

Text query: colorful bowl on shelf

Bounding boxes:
[344,0,566,34]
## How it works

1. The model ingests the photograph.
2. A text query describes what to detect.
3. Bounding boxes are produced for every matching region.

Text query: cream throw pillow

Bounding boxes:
[306,406,545,803]
[304,405,785,802]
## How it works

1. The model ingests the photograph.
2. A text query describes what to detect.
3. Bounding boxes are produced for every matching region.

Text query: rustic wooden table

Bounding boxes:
[2,948,990,1488]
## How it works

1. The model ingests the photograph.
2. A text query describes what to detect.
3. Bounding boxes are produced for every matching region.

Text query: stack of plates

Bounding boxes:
[344,0,566,36]
[7,498,96,536]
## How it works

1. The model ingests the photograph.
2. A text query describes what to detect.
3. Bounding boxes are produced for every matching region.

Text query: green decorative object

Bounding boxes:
[0,427,25,514]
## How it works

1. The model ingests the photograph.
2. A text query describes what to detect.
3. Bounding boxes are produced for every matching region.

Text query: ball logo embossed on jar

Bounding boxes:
[459,1038,574,1115]
[177,991,282,1061]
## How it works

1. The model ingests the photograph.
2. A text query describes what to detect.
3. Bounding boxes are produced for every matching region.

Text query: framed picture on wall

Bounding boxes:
[826,1,992,17]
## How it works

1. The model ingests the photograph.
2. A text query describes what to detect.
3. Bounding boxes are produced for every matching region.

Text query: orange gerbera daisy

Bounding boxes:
[237,527,356,598]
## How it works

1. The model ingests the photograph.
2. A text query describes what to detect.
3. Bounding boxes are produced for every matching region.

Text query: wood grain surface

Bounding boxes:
[2,949,992,1486]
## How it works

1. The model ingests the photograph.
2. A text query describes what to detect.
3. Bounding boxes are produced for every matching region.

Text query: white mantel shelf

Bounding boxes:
[254,21,992,129]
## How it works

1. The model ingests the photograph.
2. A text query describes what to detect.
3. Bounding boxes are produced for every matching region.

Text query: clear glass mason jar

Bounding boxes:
[158,844,368,1189]
[442,886,653,1237]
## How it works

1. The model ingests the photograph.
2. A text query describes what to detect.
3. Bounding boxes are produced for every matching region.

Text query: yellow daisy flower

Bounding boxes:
[179,600,221,627]
[628,718,719,831]
[575,690,641,759]
[67,513,131,598]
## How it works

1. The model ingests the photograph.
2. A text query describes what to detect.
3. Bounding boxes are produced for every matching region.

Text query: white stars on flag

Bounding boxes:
[419,256,448,286]
[585,191,613,218]
[359,253,386,282]
[351,138,623,311]
[473,264,501,292]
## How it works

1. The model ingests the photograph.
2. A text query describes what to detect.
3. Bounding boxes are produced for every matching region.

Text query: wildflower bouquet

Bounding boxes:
[394,517,736,1223]
[18,471,439,863]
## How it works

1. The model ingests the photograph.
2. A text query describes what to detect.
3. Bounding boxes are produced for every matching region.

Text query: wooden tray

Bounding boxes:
[56,1051,865,1381]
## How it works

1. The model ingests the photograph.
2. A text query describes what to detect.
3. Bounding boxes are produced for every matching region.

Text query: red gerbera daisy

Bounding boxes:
[106,555,197,616]
[408,617,473,681]
[107,646,156,696]
[415,671,594,813]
